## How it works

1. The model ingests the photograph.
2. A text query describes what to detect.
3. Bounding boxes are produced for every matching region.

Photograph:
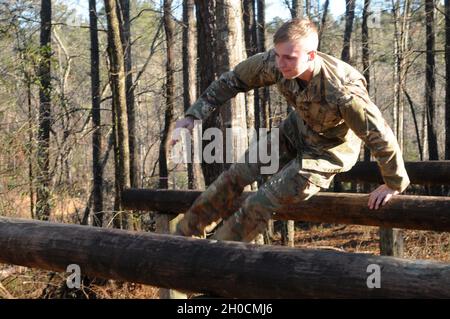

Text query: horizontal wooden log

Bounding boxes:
[122,189,450,232]
[335,161,450,185]
[1,217,450,298]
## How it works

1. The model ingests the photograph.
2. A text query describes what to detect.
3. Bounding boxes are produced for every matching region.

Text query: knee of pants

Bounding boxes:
[227,162,260,188]
[239,191,275,225]
[263,173,322,208]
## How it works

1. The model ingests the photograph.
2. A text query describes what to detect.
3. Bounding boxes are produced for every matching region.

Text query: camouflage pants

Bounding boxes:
[176,112,335,242]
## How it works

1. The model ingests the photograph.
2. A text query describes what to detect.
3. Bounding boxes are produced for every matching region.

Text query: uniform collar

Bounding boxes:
[298,54,323,102]
[313,53,323,76]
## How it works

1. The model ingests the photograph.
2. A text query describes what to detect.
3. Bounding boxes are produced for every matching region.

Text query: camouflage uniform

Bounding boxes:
[176,50,410,242]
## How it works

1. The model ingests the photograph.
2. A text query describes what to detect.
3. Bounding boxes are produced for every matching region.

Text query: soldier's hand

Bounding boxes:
[368,184,399,210]
[171,116,196,146]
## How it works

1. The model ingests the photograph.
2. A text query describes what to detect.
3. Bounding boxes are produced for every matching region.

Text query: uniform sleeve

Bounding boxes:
[185,50,280,120]
[338,82,410,192]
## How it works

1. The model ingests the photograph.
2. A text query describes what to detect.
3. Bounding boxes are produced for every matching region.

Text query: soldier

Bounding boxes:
[171,18,410,243]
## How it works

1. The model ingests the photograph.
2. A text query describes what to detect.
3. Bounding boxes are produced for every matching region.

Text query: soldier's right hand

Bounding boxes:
[171,116,196,146]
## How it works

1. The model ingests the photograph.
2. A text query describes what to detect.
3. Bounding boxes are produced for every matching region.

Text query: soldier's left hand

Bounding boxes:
[368,184,399,210]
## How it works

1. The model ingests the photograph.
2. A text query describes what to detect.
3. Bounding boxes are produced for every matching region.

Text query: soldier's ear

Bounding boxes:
[308,51,316,61]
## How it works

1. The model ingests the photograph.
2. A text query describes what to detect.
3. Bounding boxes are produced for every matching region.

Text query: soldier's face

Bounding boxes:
[274,40,314,80]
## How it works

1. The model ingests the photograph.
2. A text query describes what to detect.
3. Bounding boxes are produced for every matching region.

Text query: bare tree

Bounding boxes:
[25,66,35,220]
[404,89,423,159]
[362,0,371,165]
[243,0,258,155]
[243,0,264,244]
[157,0,187,299]
[183,0,202,190]
[341,0,356,63]
[118,0,139,188]
[318,0,329,51]
[195,0,216,94]
[392,0,400,149]
[36,0,52,221]
[292,0,304,18]
[333,0,356,194]
[243,0,257,57]
[105,0,131,228]
[305,0,310,18]
[159,0,175,191]
[257,0,270,130]
[426,0,438,161]
[392,0,411,152]
[195,0,250,186]
[89,0,103,227]
[195,0,218,186]
[215,0,249,171]
[379,0,412,257]
[446,0,450,163]
[362,0,371,93]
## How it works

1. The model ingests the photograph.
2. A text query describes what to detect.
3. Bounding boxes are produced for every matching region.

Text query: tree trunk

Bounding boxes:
[305,0,310,18]
[334,0,355,193]
[118,0,139,189]
[215,0,248,169]
[422,104,428,161]
[105,0,131,228]
[425,0,440,196]
[243,0,257,58]
[27,79,35,220]
[292,0,303,18]
[392,0,399,150]
[380,0,412,256]
[446,0,450,163]
[160,0,175,191]
[257,0,270,130]
[195,0,218,186]
[341,0,355,63]
[318,0,329,51]
[36,0,52,221]
[361,0,371,186]
[403,89,423,160]
[183,0,202,190]
[256,0,274,242]
[426,0,438,161]
[89,0,103,227]
[400,0,411,150]
[158,0,184,299]
[243,0,262,244]
[243,0,258,175]
[392,0,411,153]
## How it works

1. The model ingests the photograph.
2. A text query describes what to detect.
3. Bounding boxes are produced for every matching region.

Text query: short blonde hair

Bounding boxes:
[273,18,318,50]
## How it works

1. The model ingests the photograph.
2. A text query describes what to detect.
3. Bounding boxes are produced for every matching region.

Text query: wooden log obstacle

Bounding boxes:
[1,162,449,298]
[122,189,450,232]
[1,216,450,298]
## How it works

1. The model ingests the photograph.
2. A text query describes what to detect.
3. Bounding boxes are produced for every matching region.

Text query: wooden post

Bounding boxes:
[156,214,186,299]
[281,220,295,247]
[379,228,404,257]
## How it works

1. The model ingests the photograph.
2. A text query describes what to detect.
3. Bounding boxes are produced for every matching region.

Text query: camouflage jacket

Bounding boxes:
[185,50,410,192]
